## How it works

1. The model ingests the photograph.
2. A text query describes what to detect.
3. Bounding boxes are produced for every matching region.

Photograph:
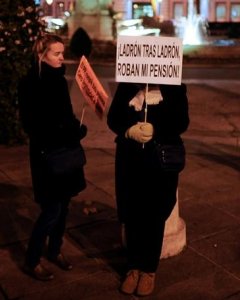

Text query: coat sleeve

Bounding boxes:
[150,83,190,140]
[107,82,142,137]
[18,75,54,140]
[18,75,87,148]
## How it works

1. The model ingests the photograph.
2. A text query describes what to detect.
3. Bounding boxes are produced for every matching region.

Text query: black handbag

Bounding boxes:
[153,142,186,172]
[44,144,86,177]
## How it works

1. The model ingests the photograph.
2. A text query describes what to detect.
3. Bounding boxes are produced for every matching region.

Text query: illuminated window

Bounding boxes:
[132,3,153,19]
[173,3,184,19]
[216,3,226,21]
[231,4,240,21]
[56,1,65,17]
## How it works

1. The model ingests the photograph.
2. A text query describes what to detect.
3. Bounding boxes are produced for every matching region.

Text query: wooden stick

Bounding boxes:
[80,103,86,126]
[144,83,148,123]
[143,84,149,149]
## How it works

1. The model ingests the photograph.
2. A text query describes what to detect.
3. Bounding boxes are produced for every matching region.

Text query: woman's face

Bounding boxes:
[41,42,64,68]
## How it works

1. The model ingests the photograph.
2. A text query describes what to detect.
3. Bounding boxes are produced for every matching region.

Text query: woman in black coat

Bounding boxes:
[18,34,87,281]
[107,82,189,296]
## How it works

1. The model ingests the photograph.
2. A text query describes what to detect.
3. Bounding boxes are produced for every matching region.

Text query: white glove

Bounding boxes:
[125,122,153,143]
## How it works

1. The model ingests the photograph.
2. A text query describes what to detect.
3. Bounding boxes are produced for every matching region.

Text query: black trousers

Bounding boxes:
[120,170,178,273]
[116,143,179,273]
[25,198,71,268]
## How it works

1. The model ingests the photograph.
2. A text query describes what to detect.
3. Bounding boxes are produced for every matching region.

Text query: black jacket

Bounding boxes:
[107,82,189,145]
[18,61,87,202]
[107,82,189,222]
[18,61,86,150]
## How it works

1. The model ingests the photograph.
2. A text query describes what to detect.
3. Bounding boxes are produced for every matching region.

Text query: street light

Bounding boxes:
[46,0,53,5]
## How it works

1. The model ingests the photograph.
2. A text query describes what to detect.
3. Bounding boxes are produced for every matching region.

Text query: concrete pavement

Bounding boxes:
[0,66,240,299]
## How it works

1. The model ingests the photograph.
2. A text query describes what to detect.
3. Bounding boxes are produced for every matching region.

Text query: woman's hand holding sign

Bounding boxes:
[125,122,153,143]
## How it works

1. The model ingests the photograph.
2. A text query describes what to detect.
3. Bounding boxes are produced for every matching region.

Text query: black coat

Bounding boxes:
[107,82,189,222]
[18,62,87,203]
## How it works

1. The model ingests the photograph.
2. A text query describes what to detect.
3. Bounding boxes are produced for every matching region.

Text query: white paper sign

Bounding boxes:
[116,35,183,85]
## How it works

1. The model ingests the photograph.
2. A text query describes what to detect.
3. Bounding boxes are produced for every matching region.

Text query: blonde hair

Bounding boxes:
[33,34,64,74]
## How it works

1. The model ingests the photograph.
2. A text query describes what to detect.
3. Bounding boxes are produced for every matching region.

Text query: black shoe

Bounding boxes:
[23,263,54,281]
[48,253,73,271]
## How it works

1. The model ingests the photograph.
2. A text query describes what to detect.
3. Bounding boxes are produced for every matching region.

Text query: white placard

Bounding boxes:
[116,35,183,85]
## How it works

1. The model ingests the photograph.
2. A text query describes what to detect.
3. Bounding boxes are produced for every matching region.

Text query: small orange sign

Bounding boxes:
[75,56,109,119]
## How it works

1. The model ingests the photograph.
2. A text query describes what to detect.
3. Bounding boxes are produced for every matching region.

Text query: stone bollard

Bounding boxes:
[160,190,186,258]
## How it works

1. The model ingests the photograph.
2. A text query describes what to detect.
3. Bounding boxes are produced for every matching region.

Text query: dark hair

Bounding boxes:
[69,27,92,59]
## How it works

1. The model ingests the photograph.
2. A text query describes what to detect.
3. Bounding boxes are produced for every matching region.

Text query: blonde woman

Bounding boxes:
[18,34,87,281]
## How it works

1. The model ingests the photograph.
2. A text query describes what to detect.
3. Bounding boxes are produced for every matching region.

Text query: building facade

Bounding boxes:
[37,0,240,22]
[37,0,75,17]
[127,0,240,22]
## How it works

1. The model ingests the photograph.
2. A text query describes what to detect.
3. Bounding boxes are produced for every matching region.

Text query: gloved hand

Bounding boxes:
[125,122,153,143]
[140,122,154,137]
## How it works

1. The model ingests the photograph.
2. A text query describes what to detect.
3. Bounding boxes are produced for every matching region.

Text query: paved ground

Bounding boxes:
[1,13,240,300]
[0,69,240,299]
